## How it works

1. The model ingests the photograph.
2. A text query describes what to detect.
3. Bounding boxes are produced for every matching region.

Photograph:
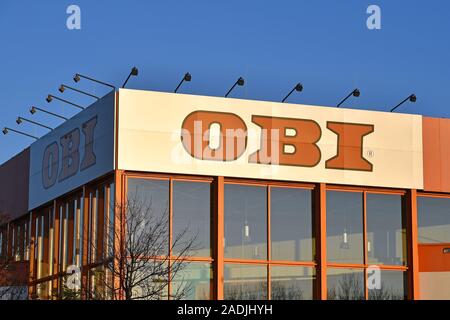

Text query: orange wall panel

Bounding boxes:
[423,117,450,193]
[419,244,450,272]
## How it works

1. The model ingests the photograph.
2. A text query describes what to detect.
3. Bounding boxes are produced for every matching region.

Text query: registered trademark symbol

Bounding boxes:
[367,150,374,158]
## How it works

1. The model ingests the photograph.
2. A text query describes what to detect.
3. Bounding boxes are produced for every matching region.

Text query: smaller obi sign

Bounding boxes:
[28,92,115,210]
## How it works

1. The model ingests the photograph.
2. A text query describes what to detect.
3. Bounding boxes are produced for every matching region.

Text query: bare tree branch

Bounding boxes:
[60,195,199,300]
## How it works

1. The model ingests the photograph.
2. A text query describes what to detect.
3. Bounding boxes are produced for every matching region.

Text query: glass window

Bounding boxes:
[105,183,115,261]
[125,260,169,300]
[224,264,267,300]
[67,198,76,266]
[127,178,170,221]
[368,270,407,300]
[326,191,364,264]
[127,178,170,255]
[59,197,82,270]
[23,221,28,261]
[171,262,212,300]
[367,193,406,266]
[88,186,108,264]
[270,266,315,300]
[225,184,267,260]
[89,266,110,300]
[74,195,83,267]
[36,280,52,300]
[173,181,211,257]
[418,197,450,243]
[327,268,364,300]
[37,211,51,279]
[271,187,313,261]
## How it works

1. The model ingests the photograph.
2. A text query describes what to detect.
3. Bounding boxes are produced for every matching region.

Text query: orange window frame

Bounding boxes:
[223,178,317,300]
[325,185,409,300]
[123,172,214,299]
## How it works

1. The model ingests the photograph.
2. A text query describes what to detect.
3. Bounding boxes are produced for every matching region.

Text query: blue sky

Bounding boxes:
[0,0,449,164]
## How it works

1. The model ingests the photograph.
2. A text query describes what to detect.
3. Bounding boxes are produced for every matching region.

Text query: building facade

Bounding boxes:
[1,89,450,299]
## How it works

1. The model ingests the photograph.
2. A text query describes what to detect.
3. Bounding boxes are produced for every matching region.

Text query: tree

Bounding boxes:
[61,195,198,300]
[327,273,405,300]
[271,281,305,300]
[368,282,405,300]
[327,273,365,300]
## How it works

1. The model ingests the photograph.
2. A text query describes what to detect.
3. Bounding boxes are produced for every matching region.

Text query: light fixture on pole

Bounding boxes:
[2,127,38,140]
[282,83,303,102]
[122,67,139,88]
[16,117,53,131]
[390,94,417,112]
[46,94,84,110]
[337,88,360,107]
[30,106,68,121]
[73,73,116,91]
[225,77,245,97]
[174,72,192,93]
[59,84,100,100]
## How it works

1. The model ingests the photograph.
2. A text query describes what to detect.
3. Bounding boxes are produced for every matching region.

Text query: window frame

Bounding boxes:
[326,185,408,300]
[124,173,214,300]
[223,178,316,300]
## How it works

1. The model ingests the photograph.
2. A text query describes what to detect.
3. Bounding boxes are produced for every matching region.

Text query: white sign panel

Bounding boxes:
[118,89,423,189]
[28,92,115,210]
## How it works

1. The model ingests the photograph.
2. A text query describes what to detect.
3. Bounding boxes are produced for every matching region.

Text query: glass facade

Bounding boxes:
[127,178,170,255]
[123,176,213,300]
[30,180,115,300]
[324,190,408,301]
[367,193,406,265]
[326,191,364,264]
[223,183,315,300]
[173,181,211,257]
[224,184,267,260]
[270,187,313,261]
[418,196,450,243]
[1,172,428,300]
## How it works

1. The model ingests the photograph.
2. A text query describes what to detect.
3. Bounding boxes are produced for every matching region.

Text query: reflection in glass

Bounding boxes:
[367,194,406,265]
[271,266,315,300]
[326,191,363,264]
[224,264,267,300]
[271,187,313,261]
[225,185,267,260]
[368,270,407,300]
[127,178,170,254]
[104,183,115,262]
[327,268,364,300]
[418,197,450,243]
[36,280,52,300]
[171,262,212,300]
[37,209,51,280]
[127,178,170,220]
[74,195,83,267]
[173,181,211,257]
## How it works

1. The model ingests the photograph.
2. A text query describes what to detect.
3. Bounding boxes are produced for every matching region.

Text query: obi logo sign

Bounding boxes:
[181,111,374,171]
[42,116,97,189]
